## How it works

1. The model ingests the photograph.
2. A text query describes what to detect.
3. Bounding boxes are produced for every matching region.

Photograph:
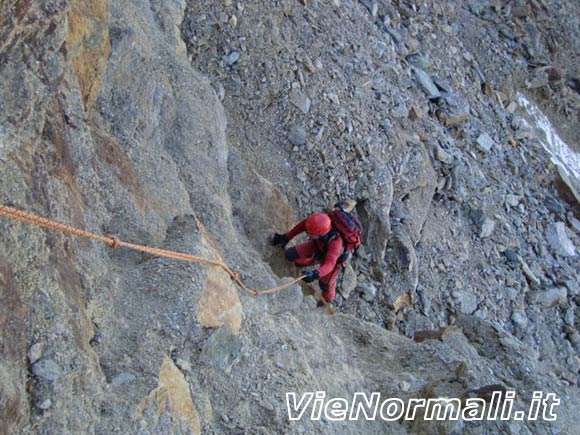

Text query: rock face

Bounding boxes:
[1,0,580,434]
[356,166,394,265]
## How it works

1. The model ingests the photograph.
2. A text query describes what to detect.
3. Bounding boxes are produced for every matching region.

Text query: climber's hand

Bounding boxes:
[303,269,320,283]
[271,233,289,247]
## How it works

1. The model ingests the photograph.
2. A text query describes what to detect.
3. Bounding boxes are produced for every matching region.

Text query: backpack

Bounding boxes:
[327,205,363,257]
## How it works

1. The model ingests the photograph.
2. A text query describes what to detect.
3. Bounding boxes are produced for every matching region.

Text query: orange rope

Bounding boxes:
[253,276,305,295]
[0,204,303,296]
[307,283,336,316]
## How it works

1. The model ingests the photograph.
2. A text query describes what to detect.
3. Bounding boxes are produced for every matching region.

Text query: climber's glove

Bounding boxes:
[303,269,320,283]
[271,233,289,247]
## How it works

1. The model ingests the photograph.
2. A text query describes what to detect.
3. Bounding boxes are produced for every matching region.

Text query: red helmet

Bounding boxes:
[306,213,331,236]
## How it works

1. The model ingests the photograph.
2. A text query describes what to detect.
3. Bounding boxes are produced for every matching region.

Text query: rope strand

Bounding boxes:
[0,204,304,296]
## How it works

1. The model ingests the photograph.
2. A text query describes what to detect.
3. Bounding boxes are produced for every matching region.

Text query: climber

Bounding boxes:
[271,202,362,304]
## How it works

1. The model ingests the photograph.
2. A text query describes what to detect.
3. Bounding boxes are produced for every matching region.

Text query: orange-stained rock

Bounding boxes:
[67,0,110,112]
[136,355,201,435]
[197,267,243,334]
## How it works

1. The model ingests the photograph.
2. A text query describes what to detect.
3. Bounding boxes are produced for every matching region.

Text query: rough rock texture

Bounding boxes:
[67,0,111,111]
[1,0,580,434]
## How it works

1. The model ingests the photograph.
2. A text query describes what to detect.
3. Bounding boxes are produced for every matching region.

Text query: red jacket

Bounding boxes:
[285,218,344,277]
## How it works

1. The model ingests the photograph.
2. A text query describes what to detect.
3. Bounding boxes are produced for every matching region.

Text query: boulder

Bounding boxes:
[437,92,470,126]
[546,222,577,257]
[413,67,441,99]
[32,359,63,382]
[476,133,495,152]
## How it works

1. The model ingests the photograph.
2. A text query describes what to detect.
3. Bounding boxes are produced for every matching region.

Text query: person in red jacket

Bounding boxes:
[272,213,345,303]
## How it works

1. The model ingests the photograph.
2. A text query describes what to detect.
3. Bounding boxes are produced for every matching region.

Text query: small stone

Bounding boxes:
[52,322,66,335]
[326,92,340,105]
[505,287,519,301]
[386,27,402,44]
[568,335,580,358]
[545,196,565,215]
[564,279,579,297]
[358,283,377,302]
[111,372,136,385]
[32,359,62,382]
[399,381,411,392]
[28,343,43,364]
[503,249,519,263]
[506,101,518,113]
[176,358,192,373]
[527,67,561,89]
[438,93,470,126]
[37,399,52,410]
[476,133,495,152]
[511,4,531,18]
[289,90,311,114]
[304,57,317,73]
[528,287,567,308]
[288,126,307,145]
[408,106,423,120]
[564,307,575,326]
[506,421,533,435]
[413,68,440,99]
[546,222,577,257]
[511,310,528,328]
[223,51,240,65]
[407,53,433,71]
[459,290,478,314]
[228,15,237,28]
[434,145,453,164]
[474,306,488,319]
[505,194,520,207]
[462,52,474,62]
[406,37,420,53]
[480,218,496,238]
[214,82,226,101]
[392,104,408,118]
[520,260,541,288]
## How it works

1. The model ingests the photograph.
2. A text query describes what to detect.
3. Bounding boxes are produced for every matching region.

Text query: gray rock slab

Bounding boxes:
[413,68,441,99]
[546,222,577,257]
